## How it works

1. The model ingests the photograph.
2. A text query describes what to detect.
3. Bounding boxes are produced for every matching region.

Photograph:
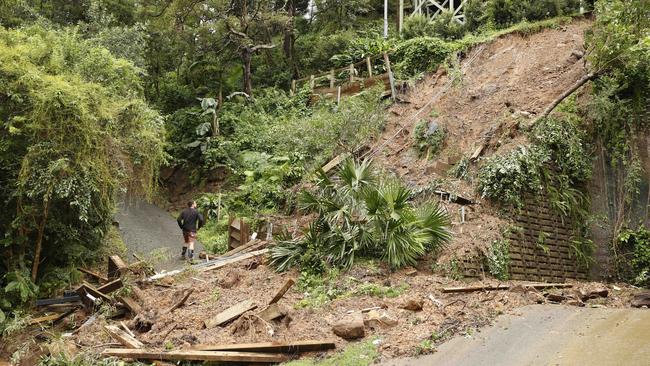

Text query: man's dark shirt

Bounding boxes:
[177,207,205,232]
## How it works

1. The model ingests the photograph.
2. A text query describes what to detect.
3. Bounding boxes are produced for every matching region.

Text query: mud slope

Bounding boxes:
[372,20,590,185]
[367,20,592,260]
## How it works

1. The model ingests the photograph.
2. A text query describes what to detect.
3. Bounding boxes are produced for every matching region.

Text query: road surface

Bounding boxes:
[384,304,650,366]
[114,199,204,271]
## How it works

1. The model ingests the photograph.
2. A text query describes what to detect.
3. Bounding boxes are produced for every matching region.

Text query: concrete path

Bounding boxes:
[114,199,203,271]
[384,305,650,366]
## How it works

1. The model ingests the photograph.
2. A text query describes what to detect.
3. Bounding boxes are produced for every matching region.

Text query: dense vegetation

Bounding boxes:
[0,0,647,347]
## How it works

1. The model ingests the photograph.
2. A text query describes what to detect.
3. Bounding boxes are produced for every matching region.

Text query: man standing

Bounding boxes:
[177,200,204,260]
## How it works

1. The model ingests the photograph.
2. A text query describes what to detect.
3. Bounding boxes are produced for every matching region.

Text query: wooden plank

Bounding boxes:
[101,348,289,363]
[119,296,142,315]
[193,340,336,353]
[105,325,144,349]
[78,282,113,304]
[35,295,81,307]
[257,303,283,322]
[269,278,295,305]
[442,283,572,293]
[108,255,128,279]
[78,267,109,283]
[204,300,257,328]
[97,279,123,294]
[321,153,350,173]
[28,314,61,326]
[198,249,269,273]
[220,239,263,258]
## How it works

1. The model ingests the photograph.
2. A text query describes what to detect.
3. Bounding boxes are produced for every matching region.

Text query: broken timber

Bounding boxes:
[269,278,295,304]
[105,325,144,349]
[35,295,81,307]
[78,268,109,283]
[101,349,289,363]
[442,283,572,293]
[193,340,336,353]
[198,249,269,272]
[204,300,257,328]
[28,314,62,326]
[257,303,283,322]
[97,279,123,294]
[108,255,128,279]
[118,296,143,315]
[321,153,350,173]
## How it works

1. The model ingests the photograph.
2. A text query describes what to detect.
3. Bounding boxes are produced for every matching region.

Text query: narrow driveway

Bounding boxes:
[114,199,203,271]
[384,305,650,366]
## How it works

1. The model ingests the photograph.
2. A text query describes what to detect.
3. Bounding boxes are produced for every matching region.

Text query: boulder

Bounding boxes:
[364,310,398,329]
[332,313,365,340]
[400,297,424,311]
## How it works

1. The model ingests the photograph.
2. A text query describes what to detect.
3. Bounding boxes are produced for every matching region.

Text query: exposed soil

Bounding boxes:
[67,258,639,363]
[368,19,592,262]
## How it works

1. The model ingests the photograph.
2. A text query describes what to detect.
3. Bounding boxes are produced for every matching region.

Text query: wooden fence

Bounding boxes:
[291,53,396,101]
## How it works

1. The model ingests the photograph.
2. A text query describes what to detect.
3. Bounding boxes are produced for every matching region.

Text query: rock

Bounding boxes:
[545,293,567,303]
[332,313,365,340]
[587,288,609,299]
[400,297,424,311]
[631,292,650,308]
[159,276,174,287]
[527,291,545,304]
[566,299,585,307]
[573,289,589,302]
[218,270,240,289]
[364,310,398,329]
[424,120,439,137]
[510,284,526,294]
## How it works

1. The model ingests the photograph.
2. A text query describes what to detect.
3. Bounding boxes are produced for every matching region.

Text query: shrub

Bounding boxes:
[429,10,466,40]
[393,37,453,78]
[270,159,451,270]
[616,226,650,288]
[413,120,446,158]
[486,239,510,280]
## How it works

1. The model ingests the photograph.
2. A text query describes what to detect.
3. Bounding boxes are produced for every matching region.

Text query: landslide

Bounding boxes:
[369,19,593,260]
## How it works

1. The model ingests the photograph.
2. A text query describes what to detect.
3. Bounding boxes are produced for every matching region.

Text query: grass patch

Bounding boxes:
[353,282,409,298]
[282,340,379,366]
[197,219,229,255]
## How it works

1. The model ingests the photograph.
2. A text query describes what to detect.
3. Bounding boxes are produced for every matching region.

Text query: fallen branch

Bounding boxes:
[166,289,194,314]
[442,283,572,293]
[535,72,597,122]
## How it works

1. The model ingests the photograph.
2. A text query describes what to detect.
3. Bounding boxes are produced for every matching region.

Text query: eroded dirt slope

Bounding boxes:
[368,20,591,261]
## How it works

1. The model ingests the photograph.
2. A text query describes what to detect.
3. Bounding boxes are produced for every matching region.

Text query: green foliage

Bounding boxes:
[616,226,650,288]
[413,120,446,158]
[294,270,345,309]
[478,115,591,208]
[196,219,229,255]
[40,352,148,366]
[0,25,165,308]
[486,239,510,280]
[270,159,451,271]
[393,37,453,78]
[354,282,409,298]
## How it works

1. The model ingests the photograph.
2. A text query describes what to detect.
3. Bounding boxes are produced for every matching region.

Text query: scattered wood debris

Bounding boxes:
[104,325,144,349]
[442,283,572,293]
[101,349,289,363]
[193,340,336,353]
[269,278,295,304]
[78,268,109,283]
[205,300,257,328]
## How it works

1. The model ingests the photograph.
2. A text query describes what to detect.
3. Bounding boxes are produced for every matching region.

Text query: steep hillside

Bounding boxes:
[367,20,592,262]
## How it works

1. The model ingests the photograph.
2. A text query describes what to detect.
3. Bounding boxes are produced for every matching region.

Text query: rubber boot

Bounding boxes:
[188,249,194,262]
[181,246,187,259]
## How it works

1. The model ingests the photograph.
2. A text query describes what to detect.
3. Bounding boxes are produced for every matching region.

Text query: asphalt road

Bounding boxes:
[384,305,650,366]
[114,199,203,271]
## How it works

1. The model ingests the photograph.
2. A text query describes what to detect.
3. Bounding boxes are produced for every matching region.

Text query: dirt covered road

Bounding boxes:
[114,199,203,271]
[384,305,650,366]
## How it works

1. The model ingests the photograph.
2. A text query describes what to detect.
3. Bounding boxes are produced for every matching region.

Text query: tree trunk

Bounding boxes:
[31,198,50,282]
[242,47,253,96]
[536,72,597,121]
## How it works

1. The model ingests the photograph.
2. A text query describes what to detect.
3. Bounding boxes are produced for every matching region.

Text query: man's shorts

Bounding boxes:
[183,230,197,243]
